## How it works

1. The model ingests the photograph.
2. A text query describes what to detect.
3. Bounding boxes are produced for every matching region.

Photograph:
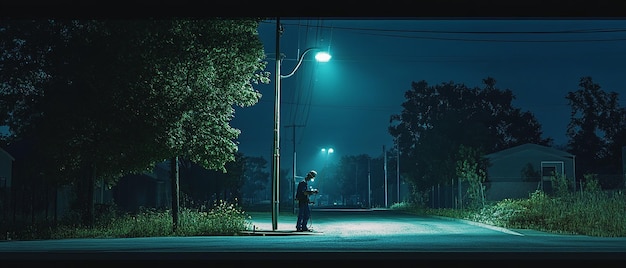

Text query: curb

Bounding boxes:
[239,230,323,236]
[430,215,524,236]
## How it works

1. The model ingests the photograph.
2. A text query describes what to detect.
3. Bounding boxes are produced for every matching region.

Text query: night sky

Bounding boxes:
[231,18,626,175]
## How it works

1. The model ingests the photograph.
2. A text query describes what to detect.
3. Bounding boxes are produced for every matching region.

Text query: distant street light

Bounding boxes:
[321,148,334,168]
[317,147,334,207]
[271,18,331,231]
[291,147,333,214]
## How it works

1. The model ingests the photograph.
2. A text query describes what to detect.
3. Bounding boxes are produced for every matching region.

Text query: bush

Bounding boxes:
[177,200,252,236]
[398,189,626,237]
[46,200,251,240]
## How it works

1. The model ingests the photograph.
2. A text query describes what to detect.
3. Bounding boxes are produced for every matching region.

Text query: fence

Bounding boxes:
[0,182,71,226]
[426,173,625,209]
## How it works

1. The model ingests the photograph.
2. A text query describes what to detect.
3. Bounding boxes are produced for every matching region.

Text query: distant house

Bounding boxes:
[112,161,171,213]
[0,147,14,189]
[483,143,576,201]
[0,147,14,222]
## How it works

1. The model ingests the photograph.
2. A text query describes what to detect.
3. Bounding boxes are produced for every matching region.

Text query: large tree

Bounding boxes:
[0,19,270,226]
[389,77,551,203]
[566,76,626,189]
[335,154,372,205]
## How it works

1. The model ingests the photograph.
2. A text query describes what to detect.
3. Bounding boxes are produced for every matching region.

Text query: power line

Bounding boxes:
[257,95,626,113]
[351,32,626,43]
[258,98,402,112]
[262,20,626,43]
[283,20,323,147]
[268,20,626,35]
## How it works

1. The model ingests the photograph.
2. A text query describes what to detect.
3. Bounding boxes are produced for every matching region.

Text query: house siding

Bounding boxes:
[111,162,171,213]
[0,148,14,188]
[487,150,574,182]
[485,182,539,201]
[484,143,575,201]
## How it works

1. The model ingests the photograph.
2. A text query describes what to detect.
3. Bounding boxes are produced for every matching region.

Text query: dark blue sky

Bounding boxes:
[231,18,626,175]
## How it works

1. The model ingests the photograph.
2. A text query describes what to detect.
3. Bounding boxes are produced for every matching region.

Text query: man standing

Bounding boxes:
[295,170,318,231]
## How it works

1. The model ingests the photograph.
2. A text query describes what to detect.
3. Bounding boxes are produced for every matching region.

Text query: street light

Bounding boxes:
[321,148,334,168]
[318,147,334,207]
[272,18,331,231]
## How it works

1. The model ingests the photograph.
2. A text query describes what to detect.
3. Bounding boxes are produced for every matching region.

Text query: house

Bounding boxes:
[111,161,172,213]
[483,143,576,201]
[0,147,14,189]
[0,147,14,216]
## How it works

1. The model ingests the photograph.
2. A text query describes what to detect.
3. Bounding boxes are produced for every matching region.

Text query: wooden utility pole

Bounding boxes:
[397,144,400,203]
[367,157,371,208]
[285,124,305,214]
[383,145,388,208]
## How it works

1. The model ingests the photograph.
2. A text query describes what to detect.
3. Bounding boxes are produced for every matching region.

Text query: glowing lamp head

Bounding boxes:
[314,51,331,62]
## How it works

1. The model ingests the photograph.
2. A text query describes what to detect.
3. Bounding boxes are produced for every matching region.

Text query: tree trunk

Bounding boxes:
[30,180,34,224]
[171,156,180,233]
[54,183,58,223]
[87,164,95,226]
[44,181,49,221]
[79,163,96,227]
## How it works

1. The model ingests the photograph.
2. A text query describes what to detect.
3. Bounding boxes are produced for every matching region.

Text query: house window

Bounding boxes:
[541,161,564,181]
[542,166,556,181]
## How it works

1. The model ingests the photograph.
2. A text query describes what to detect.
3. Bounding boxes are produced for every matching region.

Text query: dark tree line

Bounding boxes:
[389,77,551,203]
[387,76,626,205]
[566,77,626,188]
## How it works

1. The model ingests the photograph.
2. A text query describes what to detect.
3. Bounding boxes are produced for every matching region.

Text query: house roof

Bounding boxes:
[484,143,574,160]
[0,147,15,161]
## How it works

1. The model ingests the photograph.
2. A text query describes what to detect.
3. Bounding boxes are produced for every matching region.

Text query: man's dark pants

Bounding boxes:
[296,201,310,230]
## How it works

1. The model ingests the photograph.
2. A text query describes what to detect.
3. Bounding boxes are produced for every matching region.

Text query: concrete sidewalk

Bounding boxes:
[242,211,322,236]
[242,208,378,236]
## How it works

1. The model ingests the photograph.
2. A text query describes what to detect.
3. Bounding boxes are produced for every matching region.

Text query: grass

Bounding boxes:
[3,189,626,240]
[394,189,626,237]
[2,200,254,240]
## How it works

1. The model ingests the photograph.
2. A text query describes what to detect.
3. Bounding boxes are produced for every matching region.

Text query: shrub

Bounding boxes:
[550,172,570,197]
[405,188,626,237]
[46,200,251,239]
[178,200,252,236]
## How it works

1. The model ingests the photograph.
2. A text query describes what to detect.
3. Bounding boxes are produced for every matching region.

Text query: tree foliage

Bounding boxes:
[0,19,270,225]
[565,76,626,188]
[389,77,551,202]
[335,154,372,203]
[455,145,487,209]
[1,18,269,179]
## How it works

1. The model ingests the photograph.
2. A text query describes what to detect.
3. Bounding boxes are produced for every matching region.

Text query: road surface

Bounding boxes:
[1,208,624,263]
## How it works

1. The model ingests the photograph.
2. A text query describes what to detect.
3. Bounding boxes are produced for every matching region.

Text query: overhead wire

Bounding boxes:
[350,32,626,43]
[264,20,626,43]
[287,20,303,128]
[277,22,626,34]
[285,19,308,149]
[264,19,626,115]
[284,18,323,148]
[297,19,315,146]
[296,19,322,145]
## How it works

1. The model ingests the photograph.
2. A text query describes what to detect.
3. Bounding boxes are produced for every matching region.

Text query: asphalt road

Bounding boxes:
[1,208,625,264]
